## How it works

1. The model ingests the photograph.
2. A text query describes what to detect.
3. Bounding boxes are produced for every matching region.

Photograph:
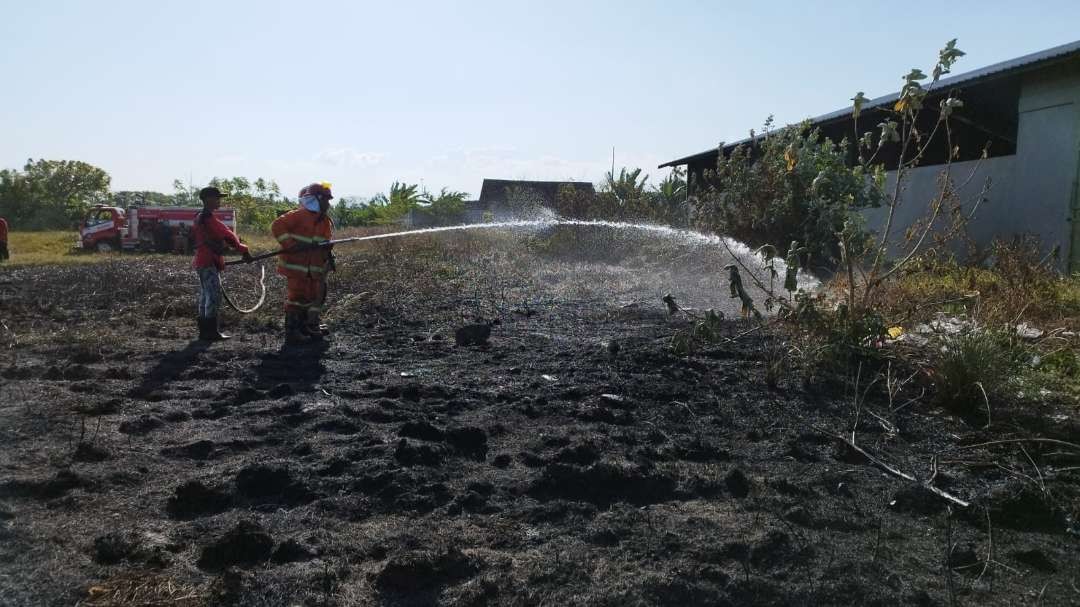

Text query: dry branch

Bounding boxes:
[813,425,970,508]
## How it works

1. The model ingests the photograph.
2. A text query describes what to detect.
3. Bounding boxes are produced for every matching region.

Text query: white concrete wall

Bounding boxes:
[863,155,1017,261]
[1015,63,1080,270]
[865,61,1080,270]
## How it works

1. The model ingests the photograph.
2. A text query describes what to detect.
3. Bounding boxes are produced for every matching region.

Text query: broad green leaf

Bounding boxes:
[904,68,928,82]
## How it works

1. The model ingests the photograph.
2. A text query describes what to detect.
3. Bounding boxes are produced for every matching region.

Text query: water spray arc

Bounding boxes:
[220,219,819,313]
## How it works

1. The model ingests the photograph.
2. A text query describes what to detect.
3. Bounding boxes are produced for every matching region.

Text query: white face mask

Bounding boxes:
[300,195,321,212]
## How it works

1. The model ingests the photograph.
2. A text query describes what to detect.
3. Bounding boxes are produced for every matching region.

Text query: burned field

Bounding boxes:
[1,228,1078,606]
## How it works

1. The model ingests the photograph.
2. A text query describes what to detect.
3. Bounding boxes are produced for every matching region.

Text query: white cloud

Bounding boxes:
[313,148,385,168]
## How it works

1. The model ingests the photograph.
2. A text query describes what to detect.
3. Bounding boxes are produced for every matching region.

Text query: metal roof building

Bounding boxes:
[660,40,1080,270]
[478,179,595,208]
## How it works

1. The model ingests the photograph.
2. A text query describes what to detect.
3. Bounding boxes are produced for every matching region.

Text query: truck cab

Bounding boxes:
[79,206,126,252]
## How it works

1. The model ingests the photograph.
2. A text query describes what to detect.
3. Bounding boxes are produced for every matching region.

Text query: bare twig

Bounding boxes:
[866,408,898,436]
[976,507,994,591]
[974,381,991,429]
[1036,581,1051,606]
[872,515,885,563]
[892,387,927,413]
[945,506,958,607]
[946,438,1080,453]
[852,362,863,444]
[813,425,970,508]
[869,121,956,293]
[1019,444,1046,494]
[722,322,768,343]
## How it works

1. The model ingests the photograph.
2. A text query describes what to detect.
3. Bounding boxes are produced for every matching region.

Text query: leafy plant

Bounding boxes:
[854,40,979,310]
[671,309,726,356]
[692,121,885,266]
[694,39,984,320]
[421,188,469,225]
[368,181,423,224]
[603,167,648,203]
[930,330,1019,418]
[786,294,888,380]
[552,167,687,225]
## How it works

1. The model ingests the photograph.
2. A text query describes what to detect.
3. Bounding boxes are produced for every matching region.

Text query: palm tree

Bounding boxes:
[370,182,422,224]
[389,182,421,208]
[653,167,686,205]
[651,167,688,226]
[603,167,648,203]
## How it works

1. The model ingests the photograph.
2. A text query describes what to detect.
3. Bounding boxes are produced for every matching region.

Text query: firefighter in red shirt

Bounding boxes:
[192,187,251,341]
[0,216,9,262]
[271,182,335,345]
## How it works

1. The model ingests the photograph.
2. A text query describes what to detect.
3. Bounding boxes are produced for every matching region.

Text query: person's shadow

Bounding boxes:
[251,340,330,394]
[130,340,210,398]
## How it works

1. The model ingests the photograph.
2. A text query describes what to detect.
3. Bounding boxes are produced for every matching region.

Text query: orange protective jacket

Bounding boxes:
[271,209,333,279]
[0,217,8,242]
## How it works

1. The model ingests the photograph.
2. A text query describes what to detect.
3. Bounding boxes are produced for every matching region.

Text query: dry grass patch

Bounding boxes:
[83,572,206,607]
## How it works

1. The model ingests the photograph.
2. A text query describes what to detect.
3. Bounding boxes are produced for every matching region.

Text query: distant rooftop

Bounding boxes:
[479,179,595,205]
[660,38,1080,168]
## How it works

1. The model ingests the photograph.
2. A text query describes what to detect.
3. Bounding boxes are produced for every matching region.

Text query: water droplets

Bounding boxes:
[335,219,820,292]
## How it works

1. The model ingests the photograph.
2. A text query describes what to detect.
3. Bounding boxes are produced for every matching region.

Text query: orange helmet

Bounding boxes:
[299,182,334,201]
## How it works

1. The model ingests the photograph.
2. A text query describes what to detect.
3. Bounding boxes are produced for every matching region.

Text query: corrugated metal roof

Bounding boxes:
[659,39,1080,168]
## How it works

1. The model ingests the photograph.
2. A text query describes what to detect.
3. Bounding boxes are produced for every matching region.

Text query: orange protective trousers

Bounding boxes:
[285,277,324,314]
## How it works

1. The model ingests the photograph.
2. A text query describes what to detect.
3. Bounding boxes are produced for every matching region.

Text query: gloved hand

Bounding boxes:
[327,251,337,272]
[242,251,254,264]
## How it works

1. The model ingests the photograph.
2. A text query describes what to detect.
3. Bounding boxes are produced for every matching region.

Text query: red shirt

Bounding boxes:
[0,217,8,241]
[192,212,247,271]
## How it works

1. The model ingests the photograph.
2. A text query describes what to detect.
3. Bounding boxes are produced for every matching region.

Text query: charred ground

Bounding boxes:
[0,228,1078,606]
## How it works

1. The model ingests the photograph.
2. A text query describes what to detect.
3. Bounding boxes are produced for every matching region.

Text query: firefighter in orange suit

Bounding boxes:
[271,182,335,345]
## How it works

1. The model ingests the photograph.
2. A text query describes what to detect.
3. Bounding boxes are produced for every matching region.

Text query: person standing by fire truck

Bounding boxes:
[0,216,9,262]
[192,187,251,341]
[271,182,335,346]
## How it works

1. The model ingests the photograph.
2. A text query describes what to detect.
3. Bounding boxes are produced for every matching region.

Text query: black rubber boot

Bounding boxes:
[285,312,309,346]
[211,317,231,341]
[197,318,214,341]
[198,317,229,341]
[302,311,325,341]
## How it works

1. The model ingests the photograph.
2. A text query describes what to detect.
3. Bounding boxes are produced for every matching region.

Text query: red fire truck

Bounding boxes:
[79,205,237,253]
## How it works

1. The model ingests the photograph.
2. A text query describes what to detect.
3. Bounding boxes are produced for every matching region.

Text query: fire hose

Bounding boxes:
[220,263,267,314]
[223,236,366,267]
[219,239,345,314]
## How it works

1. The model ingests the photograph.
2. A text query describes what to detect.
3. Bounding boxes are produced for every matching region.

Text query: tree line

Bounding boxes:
[0,159,472,231]
[551,167,688,225]
[0,158,690,232]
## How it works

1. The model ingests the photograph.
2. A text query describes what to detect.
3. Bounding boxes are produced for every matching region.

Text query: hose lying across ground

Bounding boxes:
[220,240,332,314]
[220,263,267,314]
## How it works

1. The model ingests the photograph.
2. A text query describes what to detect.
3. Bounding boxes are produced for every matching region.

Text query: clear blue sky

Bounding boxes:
[2,0,1078,200]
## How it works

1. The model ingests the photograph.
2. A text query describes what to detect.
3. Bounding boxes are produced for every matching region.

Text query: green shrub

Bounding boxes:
[794,306,888,386]
[930,331,1020,417]
[692,120,885,266]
